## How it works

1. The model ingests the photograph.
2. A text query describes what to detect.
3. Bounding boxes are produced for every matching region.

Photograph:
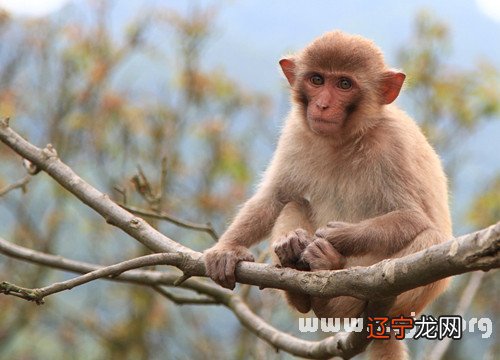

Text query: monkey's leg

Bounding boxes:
[271,201,314,313]
[369,331,409,360]
[310,296,365,319]
[389,228,451,316]
[301,238,364,318]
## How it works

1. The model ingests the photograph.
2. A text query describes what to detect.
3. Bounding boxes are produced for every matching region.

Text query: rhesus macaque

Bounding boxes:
[204,31,451,359]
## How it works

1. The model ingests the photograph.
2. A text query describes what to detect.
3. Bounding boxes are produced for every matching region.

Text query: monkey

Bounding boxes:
[204,31,451,359]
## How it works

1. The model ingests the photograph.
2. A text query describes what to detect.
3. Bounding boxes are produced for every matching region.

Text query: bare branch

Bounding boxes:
[0,175,31,197]
[1,219,499,302]
[153,286,218,305]
[425,271,486,359]
[121,204,219,240]
[0,236,385,359]
[0,253,185,303]
[157,156,168,208]
[132,164,156,203]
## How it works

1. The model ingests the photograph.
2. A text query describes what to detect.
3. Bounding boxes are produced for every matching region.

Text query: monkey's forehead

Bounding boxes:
[300,31,386,73]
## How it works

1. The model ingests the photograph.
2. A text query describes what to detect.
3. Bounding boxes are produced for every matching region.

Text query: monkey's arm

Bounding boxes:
[316,209,433,257]
[204,185,287,289]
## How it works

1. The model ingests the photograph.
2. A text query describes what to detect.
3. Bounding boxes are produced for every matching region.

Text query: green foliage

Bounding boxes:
[399,11,500,155]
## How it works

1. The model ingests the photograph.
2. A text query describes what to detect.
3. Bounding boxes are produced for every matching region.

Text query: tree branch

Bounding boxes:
[1,119,498,300]
[425,271,486,359]
[0,253,186,303]
[0,236,385,359]
[120,204,219,241]
[153,286,218,305]
[1,118,499,359]
[0,174,31,197]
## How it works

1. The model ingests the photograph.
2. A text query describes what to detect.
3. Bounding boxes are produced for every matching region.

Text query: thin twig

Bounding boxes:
[157,156,168,208]
[425,271,486,360]
[121,204,219,241]
[113,185,127,205]
[1,253,182,303]
[132,164,155,203]
[153,286,218,305]
[0,175,31,197]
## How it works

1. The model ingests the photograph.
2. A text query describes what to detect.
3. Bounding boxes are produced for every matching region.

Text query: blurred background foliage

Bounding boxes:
[0,1,498,359]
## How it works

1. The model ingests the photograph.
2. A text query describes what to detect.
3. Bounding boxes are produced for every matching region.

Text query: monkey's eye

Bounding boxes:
[310,75,324,86]
[338,78,352,90]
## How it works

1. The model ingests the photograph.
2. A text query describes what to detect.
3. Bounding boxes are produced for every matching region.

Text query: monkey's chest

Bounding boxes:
[304,168,390,228]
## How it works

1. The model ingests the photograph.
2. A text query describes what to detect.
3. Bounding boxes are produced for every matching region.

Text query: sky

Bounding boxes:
[2,0,500,22]
[0,0,71,16]
[1,0,499,233]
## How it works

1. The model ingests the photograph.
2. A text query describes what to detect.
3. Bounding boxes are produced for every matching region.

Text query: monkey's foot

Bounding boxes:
[273,228,313,270]
[302,238,346,271]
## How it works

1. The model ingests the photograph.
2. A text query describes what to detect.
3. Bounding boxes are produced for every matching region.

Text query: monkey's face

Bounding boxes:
[300,72,361,136]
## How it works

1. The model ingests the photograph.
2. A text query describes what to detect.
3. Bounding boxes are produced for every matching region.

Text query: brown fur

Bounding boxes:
[204,31,451,359]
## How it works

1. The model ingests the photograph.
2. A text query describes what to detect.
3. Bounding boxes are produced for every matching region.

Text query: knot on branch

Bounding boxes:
[42,144,58,159]
[0,281,44,305]
[129,217,143,229]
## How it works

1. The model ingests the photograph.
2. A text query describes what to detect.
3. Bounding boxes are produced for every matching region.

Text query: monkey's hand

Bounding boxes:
[203,244,255,290]
[273,229,313,271]
[314,221,359,256]
[301,238,346,271]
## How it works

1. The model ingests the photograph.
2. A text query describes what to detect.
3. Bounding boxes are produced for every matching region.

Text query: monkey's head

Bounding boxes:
[280,31,405,139]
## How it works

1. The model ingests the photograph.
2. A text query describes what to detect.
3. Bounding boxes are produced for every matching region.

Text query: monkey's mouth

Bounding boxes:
[313,118,340,125]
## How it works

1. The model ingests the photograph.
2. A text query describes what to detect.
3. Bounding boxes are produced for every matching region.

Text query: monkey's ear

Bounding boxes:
[279,58,296,86]
[380,71,406,104]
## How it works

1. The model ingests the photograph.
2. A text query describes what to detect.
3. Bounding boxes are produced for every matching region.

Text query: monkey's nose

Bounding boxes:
[315,102,329,110]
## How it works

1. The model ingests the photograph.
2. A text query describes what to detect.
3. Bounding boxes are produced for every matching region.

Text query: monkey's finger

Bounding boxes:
[313,238,331,255]
[223,256,237,290]
[295,259,311,271]
[274,243,292,266]
[213,256,228,288]
[239,251,255,262]
[273,245,285,261]
[217,256,235,290]
[300,249,317,266]
[314,228,331,239]
[295,229,312,248]
[204,255,218,281]
[295,228,310,241]
[290,236,305,257]
[281,232,297,259]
